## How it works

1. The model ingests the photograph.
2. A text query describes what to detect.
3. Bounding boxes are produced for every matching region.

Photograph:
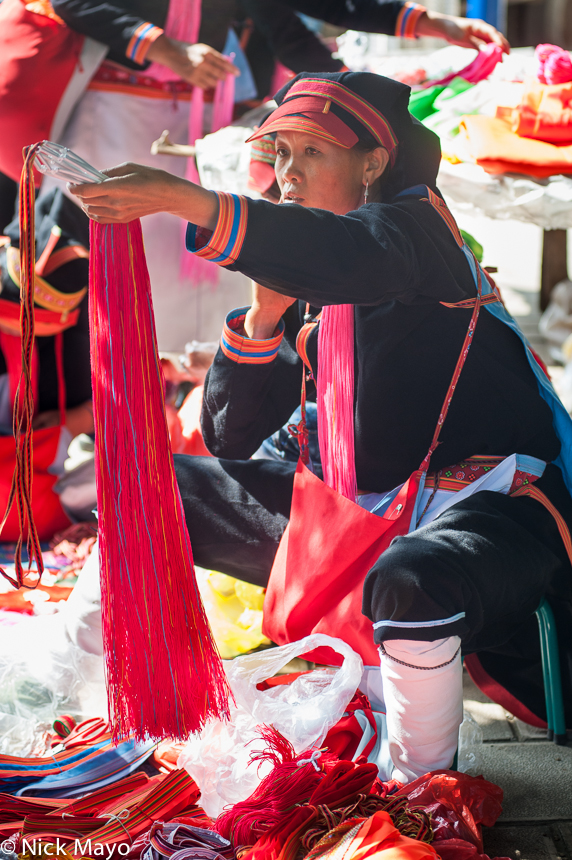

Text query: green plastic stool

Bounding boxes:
[536,597,567,745]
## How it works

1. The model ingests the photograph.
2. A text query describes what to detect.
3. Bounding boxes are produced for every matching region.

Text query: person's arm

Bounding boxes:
[242,0,343,75]
[52,0,238,82]
[52,0,166,67]
[274,0,509,52]
[70,164,467,308]
[200,305,304,459]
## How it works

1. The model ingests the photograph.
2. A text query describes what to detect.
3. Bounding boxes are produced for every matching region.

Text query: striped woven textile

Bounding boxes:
[0,719,155,797]
[2,770,201,860]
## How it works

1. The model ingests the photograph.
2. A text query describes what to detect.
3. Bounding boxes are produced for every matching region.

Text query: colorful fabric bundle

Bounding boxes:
[457,114,572,177]
[0,718,156,797]
[509,80,572,145]
[1,767,201,857]
[89,217,230,740]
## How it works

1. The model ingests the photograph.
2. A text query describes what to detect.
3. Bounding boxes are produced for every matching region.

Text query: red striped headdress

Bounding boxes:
[247,76,399,165]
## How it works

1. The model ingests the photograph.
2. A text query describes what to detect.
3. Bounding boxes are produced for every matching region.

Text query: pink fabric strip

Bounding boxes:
[317,304,357,502]
[145,0,201,81]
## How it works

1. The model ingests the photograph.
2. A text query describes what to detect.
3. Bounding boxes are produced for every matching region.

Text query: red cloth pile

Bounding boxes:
[458,43,572,177]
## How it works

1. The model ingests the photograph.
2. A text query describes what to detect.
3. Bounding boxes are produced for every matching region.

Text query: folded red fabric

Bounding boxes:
[459,114,572,176]
[510,81,572,144]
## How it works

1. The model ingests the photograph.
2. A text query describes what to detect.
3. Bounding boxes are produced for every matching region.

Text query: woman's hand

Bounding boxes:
[69,162,219,227]
[145,35,239,88]
[416,11,510,53]
[244,283,296,339]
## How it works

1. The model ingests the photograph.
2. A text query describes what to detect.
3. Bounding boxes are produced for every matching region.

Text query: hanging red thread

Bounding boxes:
[0,143,45,588]
[317,304,357,502]
[89,218,230,741]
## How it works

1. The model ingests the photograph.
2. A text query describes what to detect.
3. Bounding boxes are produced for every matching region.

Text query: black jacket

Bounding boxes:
[200,190,560,492]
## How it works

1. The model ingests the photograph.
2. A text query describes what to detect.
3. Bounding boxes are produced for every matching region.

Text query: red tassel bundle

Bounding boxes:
[89,219,230,740]
[216,727,339,847]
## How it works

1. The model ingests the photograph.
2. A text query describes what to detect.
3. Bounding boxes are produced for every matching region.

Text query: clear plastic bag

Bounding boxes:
[457,710,483,776]
[34,142,106,184]
[178,634,363,818]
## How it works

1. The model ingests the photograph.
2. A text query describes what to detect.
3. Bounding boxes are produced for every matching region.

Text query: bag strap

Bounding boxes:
[292,306,321,467]
[415,187,502,472]
[417,256,484,472]
[511,483,572,566]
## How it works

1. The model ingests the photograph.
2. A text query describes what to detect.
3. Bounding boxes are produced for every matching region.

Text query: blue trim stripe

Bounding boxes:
[128,23,155,60]
[220,307,285,364]
[373,611,466,629]
[185,194,247,267]
[221,342,280,359]
[400,5,415,33]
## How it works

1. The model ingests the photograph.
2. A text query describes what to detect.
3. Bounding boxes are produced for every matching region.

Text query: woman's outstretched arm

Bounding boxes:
[71,163,220,228]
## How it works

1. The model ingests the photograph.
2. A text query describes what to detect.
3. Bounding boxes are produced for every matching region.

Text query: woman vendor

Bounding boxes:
[71,71,572,783]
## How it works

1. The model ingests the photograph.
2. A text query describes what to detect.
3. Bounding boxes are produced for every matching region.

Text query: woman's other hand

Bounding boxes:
[415,11,510,53]
[244,283,296,339]
[33,401,94,438]
[145,35,239,88]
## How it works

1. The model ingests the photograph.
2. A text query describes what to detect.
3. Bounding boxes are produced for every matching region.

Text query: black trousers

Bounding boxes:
[174,455,572,727]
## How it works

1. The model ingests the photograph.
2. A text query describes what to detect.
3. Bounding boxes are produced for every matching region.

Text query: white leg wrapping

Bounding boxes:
[380,636,463,784]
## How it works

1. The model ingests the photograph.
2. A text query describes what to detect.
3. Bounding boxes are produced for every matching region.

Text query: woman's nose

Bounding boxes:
[281,154,302,183]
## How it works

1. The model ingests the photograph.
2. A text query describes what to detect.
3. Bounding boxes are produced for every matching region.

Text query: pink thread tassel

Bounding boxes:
[211,69,236,133]
[89,219,230,741]
[317,304,357,502]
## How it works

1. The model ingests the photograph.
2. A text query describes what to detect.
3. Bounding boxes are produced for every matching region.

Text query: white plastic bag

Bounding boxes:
[178,634,363,818]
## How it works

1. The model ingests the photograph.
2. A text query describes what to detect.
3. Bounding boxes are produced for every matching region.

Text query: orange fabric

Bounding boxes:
[326,811,437,860]
[170,386,212,457]
[0,583,73,613]
[459,114,572,177]
[510,81,572,144]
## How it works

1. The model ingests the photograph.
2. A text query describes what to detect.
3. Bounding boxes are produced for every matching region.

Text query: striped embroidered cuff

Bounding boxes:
[126,23,164,64]
[186,193,248,267]
[395,2,426,38]
[221,307,284,365]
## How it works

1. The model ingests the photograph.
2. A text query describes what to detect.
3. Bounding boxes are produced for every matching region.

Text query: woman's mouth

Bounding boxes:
[282,191,305,204]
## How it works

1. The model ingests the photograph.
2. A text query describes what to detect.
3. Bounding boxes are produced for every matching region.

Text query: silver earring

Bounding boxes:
[364,179,369,204]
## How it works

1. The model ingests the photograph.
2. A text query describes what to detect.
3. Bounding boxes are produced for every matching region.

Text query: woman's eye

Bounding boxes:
[306,147,319,155]
[276,147,288,157]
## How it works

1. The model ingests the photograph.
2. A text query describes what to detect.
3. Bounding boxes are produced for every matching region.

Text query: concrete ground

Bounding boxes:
[447,211,572,858]
[463,671,572,859]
